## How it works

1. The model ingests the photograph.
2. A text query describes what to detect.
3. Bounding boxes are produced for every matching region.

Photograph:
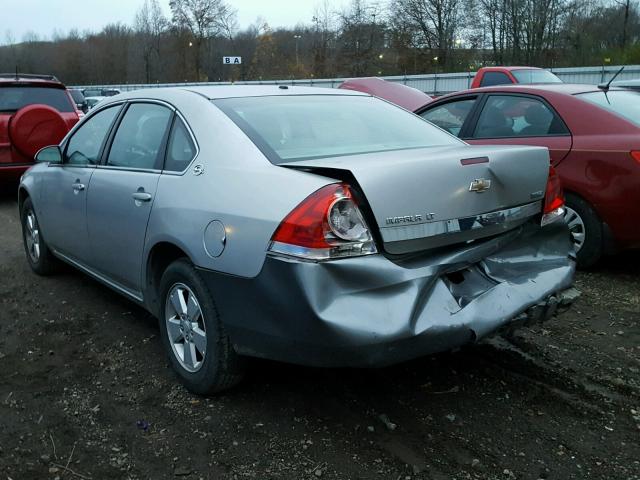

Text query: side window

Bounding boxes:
[164,118,196,172]
[480,72,513,87]
[107,103,172,170]
[473,95,568,139]
[65,105,120,165]
[420,99,476,136]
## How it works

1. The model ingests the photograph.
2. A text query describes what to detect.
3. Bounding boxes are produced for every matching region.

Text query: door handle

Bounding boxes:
[72,182,85,192]
[132,192,152,202]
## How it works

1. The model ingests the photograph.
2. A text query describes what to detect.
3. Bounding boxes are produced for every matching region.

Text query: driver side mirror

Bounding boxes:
[35,145,62,164]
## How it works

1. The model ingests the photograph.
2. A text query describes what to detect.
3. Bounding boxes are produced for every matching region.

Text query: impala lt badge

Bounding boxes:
[469,178,492,193]
[385,213,435,225]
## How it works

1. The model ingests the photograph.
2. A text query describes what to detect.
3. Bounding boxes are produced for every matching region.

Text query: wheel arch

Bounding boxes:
[144,241,192,317]
[18,186,30,214]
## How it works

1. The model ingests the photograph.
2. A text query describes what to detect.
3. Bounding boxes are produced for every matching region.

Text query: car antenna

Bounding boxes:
[598,65,625,91]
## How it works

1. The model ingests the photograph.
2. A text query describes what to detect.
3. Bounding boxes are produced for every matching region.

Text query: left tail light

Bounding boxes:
[268,183,377,260]
[541,165,565,226]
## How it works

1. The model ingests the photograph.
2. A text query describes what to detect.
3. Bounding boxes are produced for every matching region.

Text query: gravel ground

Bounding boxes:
[0,190,638,480]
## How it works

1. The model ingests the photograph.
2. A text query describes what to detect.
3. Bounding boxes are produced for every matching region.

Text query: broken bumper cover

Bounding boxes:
[199,221,577,367]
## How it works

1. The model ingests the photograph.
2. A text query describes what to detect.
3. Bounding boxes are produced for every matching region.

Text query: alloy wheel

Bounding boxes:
[564,206,586,252]
[164,283,207,373]
[24,210,41,263]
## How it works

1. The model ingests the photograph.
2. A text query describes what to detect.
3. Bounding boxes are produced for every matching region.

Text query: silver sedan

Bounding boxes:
[19,86,576,393]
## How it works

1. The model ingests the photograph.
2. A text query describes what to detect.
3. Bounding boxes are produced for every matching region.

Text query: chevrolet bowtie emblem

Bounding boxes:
[469,178,492,193]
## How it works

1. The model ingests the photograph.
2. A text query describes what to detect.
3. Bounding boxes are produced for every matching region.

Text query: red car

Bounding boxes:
[342,79,640,267]
[469,66,562,88]
[0,74,80,184]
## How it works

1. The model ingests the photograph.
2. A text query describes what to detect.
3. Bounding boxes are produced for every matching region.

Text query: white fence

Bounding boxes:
[73,64,640,96]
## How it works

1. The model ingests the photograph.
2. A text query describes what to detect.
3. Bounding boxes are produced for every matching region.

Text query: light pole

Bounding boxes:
[293,34,302,68]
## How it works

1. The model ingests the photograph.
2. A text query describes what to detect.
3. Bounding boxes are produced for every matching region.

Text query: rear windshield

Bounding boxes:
[214,95,461,163]
[576,90,640,126]
[69,89,85,103]
[0,86,74,113]
[512,69,562,84]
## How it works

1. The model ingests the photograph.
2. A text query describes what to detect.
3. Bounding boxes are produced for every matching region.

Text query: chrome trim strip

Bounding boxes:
[95,165,162,174]
[380,201,542,243]
[267,240,377,262]
[53,250,144,303]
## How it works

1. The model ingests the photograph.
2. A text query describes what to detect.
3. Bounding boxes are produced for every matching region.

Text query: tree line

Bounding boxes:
[0,0,638,86]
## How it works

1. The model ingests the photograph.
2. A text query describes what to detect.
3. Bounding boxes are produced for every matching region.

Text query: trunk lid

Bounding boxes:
[283,145,550,254]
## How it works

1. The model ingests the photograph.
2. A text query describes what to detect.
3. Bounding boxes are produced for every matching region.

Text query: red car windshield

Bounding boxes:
[577,90,640,127]
[0,86,75,113]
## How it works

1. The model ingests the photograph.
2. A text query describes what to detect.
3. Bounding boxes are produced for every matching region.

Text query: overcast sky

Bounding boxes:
[3,0,342,44]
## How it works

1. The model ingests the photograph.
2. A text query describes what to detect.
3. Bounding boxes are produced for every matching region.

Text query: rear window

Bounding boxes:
[69,89,85,103]
[480,72,513,87]
[214,95,461,163]
[512,70,562,84]
[0,86,74,113]
[576,90,640,126]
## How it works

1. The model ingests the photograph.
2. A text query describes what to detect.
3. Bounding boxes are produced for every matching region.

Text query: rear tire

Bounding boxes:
[564,193,602,268]
[158,258,244,394]
[20,197,59,275]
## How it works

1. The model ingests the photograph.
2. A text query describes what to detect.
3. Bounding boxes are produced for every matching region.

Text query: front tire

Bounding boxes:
[564,193,603,268]
[158,259,244,394]
[20,197,59,275]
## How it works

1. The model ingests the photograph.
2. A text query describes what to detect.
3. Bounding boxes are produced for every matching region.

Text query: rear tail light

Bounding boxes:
[631,151,640,164]
[268,183,377,260]
[541,165,565,226]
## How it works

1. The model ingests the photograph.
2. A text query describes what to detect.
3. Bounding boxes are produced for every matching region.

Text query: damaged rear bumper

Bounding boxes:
[198,221,577,367]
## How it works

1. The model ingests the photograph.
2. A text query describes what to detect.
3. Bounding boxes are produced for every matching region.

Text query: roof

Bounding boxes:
[0,73,63,88]
[611,79,640,87]
[478,66,545,72]
[436,83,626,101]
[338,77,432,111]
[114,85,368,102]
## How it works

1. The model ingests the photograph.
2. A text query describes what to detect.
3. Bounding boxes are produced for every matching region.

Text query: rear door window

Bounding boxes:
[0,86,75,113]
[480,72,513,87]
[106,103,173,170]
[473,95,568,138]
[65,105,121,165]
[420,98,477,136]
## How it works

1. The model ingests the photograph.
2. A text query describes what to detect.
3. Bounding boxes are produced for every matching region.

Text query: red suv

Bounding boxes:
[0,74,80,184]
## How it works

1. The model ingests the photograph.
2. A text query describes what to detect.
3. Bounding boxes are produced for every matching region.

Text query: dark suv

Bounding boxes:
[1,74,80,184]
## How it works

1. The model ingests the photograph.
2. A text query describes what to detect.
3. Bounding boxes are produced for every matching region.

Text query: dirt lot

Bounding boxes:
[0,190,638,480]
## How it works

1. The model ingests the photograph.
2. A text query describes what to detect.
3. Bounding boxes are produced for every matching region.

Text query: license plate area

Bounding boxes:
[442,264,499,308]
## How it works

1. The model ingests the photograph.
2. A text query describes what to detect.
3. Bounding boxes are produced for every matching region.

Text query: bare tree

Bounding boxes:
[135,0,168,83]
[169,0,236,80]
[390,0,463,69]
[311,0,336,77]
[614,0,635,48]
[337,0,385,76]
